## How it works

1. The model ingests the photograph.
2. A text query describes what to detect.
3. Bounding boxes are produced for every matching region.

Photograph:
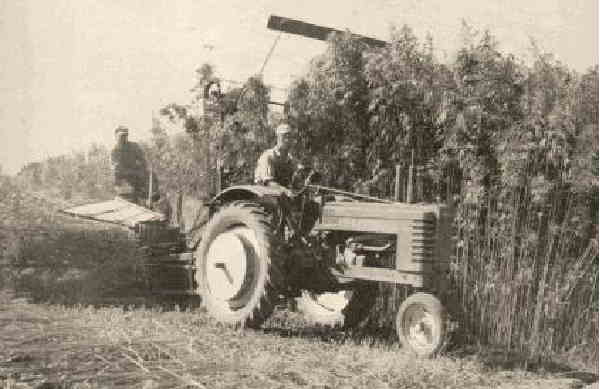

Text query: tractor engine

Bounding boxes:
[336,234,396,269]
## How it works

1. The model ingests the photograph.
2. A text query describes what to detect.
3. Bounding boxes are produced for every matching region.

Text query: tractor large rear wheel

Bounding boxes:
[195,202,283,328]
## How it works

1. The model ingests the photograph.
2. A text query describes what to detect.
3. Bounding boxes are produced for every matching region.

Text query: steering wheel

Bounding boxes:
[290,167,321,196]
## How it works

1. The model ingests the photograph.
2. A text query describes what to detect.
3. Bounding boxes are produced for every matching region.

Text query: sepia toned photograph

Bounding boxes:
[0,1,598,388]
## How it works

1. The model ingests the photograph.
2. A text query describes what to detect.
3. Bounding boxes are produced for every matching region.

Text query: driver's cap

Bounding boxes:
[276,123,291,135]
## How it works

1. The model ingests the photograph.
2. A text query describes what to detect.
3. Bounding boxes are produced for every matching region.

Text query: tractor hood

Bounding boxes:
[316,201,446,231]
[315,200,456,285]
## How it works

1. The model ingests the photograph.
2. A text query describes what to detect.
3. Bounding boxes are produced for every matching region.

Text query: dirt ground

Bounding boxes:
[0,290,597,389]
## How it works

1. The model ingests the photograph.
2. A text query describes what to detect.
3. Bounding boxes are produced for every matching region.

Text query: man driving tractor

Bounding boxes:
[255,122,322,235]
[254,123,300,193]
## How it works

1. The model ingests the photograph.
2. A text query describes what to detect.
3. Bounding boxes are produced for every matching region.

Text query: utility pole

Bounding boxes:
[201,80,224,196]
[147,164,153,209]
[394,164,401,202]
[407,150,415,203]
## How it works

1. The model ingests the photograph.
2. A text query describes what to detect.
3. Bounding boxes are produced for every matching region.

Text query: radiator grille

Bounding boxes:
[411,216,436,264]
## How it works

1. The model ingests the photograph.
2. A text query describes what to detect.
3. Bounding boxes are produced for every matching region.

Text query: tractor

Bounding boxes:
[189,16,455,357]
[194,163,454,357]
[63,164,455,357]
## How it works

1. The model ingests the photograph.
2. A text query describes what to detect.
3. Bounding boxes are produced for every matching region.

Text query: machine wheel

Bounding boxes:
[296,290,352,326]
[195,201,283,328]
[395,292,447,357]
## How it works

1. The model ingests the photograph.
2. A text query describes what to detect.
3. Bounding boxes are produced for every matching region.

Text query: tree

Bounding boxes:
[288,31,372,190]
[153,64,275,196]
[220,75,274,185]
[365,26,456,199]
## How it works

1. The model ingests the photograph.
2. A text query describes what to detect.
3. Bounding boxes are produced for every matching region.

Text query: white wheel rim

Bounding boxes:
[205,227,255,302]
[405,307,437,351]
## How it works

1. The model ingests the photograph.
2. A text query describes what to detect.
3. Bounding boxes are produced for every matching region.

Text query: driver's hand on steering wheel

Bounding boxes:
[284,188,295,198]
[290,165,308,190]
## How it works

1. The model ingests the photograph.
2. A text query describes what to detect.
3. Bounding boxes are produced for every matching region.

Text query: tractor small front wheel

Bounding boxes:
[395,292,447,357]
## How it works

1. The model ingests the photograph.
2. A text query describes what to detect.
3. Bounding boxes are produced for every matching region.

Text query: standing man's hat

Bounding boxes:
[276,123,291,135]
[115,125,129,135]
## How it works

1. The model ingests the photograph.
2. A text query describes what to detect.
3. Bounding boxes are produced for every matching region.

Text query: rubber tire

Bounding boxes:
[395,292,447,358]
[195,201,283,328]
[296,290,352,327]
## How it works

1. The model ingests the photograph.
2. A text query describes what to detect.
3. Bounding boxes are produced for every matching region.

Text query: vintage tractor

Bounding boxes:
[194,167,454,357]
[62,167,454,357]
[187,15,455,357]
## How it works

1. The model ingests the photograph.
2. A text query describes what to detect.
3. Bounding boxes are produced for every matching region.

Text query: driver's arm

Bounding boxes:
[255,152,295,197]
[292,156,304,175]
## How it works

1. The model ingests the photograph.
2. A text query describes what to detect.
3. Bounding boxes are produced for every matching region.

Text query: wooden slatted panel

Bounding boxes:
[61,197,165,228]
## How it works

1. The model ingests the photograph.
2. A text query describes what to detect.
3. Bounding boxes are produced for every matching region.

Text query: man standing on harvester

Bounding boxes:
[111,125,157,205]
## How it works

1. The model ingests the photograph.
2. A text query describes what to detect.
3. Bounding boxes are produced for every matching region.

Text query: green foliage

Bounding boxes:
[153,66,275,196]
[366,26,450,163]
[16,144,114,202]
[287,27,455,196]
[288,32,372,190]
[220,76,275,185]
[144,119,208,197]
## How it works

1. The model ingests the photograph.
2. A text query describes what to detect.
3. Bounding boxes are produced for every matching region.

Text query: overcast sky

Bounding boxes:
[1,0,597,174]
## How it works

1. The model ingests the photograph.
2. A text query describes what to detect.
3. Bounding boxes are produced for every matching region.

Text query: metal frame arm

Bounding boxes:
[267,15,387,48]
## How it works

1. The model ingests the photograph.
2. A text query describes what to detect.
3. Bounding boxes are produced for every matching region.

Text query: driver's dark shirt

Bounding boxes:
[254,147,297,187]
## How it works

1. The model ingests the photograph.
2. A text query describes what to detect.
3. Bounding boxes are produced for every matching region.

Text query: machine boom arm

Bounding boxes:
[267,15,386,48]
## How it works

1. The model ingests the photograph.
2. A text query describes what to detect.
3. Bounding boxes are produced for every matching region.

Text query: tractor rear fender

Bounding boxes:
[208,185,286,214]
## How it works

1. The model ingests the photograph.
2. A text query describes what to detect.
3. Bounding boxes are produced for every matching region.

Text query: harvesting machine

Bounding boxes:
[63,15,456,357]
